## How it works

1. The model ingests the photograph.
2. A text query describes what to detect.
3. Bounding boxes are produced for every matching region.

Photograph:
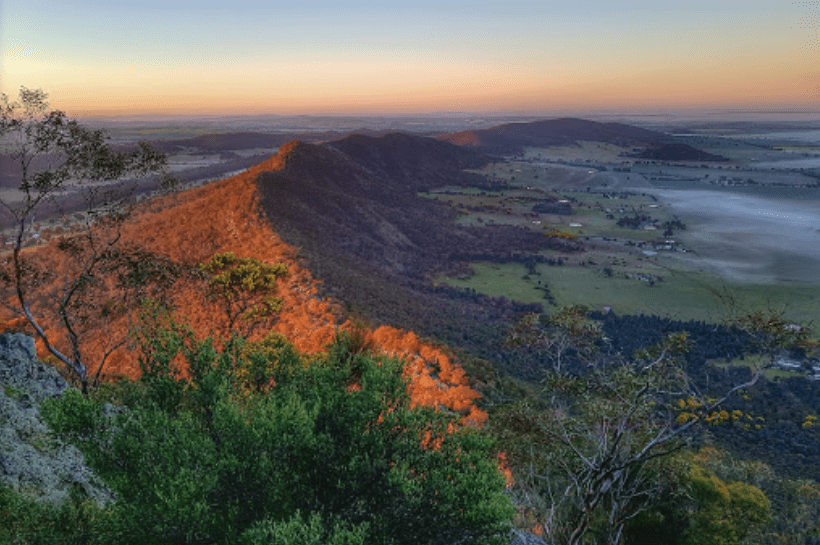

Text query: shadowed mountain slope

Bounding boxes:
[438,117,667,152]
[254,134,581,374]
[438,117,724,161]
[257,135,575,279]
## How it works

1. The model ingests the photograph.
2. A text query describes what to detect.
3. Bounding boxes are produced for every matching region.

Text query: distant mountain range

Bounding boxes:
[147,117,725,162]
[151,128,403,152]
[0,117,725,376]
[437,117,726,160]
[438,117,665,149]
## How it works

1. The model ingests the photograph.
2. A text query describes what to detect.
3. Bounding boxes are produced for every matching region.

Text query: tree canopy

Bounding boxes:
[41,320,514,545]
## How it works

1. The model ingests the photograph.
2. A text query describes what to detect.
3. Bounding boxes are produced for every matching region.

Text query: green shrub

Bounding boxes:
[240,511,368,545]
[43,328,514,545]
[0,482,107,545]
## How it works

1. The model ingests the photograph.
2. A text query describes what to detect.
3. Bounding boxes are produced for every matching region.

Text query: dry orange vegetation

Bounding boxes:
[1,150,485,421]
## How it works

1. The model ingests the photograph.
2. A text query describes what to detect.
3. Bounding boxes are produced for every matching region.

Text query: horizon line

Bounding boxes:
[73,107,820,121]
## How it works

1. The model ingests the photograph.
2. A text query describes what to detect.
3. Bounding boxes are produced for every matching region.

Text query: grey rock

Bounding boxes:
[0,332,68,402]
[0,332,112,506]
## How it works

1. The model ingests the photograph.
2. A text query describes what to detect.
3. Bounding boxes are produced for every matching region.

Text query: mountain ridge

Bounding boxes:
[250,133,579,381]
[0,136,492,423]
[438,117,726,160]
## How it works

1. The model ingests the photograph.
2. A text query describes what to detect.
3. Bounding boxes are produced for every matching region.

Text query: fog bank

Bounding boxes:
[641,189,820,284]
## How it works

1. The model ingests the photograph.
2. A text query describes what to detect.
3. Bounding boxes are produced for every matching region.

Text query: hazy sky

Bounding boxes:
[1,0,819,116]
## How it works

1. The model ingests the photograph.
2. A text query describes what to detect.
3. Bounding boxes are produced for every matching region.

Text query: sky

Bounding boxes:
[1,0,819,116]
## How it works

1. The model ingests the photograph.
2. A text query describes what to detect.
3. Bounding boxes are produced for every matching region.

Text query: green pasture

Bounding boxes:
[474,162,555,187]
[712,354,807,382]
[421,183,679,241]
[421,186,562,229]
[438,260,820,326]
[432,160,820,328]
[544,265,729,320]
[554,208,665,242]
[438,263,550,305]
[549,264,820,324]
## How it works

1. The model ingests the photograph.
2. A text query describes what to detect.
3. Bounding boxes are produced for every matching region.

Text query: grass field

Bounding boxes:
[439,260,820,326]
[548,265,820,324]
[712,354,808,381]
[438,263,549,305]
[422,181,680,241]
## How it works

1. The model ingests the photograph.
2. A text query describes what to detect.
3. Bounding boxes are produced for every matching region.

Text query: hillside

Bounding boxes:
[255,135,514,275]
[438,117,667,152]
[0,144,488,423]
[253,134,581,377]
[438,117,725,161]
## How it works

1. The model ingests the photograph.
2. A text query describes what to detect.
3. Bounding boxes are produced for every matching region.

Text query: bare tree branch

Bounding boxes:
[0,86,172,393]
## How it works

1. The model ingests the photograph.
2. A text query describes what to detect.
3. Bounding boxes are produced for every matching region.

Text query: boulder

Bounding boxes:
[0,332,111,506]
[0,332,67,402]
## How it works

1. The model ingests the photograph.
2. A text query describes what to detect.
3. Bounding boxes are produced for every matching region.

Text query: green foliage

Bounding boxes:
[41,388,105,448]
[736,309,819,363]
[505,305,602,373]
[682,447,820,545]
[236,331,304,393]
[199,252,289,334]
[44,320,513,545]
[130,300,192,412]
[490,330,759,545]
[0,481,108,545]
[240,511,368,545]
[681,465,771,545]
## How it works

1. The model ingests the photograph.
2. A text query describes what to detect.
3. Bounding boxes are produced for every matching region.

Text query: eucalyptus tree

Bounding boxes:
[495,305,802,545]
[0,87,172,392]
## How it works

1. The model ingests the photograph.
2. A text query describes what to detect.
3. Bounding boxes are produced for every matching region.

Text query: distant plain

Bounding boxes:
[432,116,820,326]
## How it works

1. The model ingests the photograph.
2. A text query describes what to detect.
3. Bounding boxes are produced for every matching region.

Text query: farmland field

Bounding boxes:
[440,261,820,325]
[431,127,820,328]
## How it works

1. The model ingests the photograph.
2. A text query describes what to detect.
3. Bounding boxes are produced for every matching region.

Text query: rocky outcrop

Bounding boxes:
[0,333,67,401]
[0,332,111,506]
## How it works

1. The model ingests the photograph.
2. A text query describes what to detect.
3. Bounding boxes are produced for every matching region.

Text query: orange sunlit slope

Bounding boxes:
[0,154,486,422]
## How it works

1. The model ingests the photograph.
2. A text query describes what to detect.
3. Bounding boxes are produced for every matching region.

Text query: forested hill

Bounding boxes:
[253,134,580,362]
[437,117,724,160]
[438,117,668,152]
